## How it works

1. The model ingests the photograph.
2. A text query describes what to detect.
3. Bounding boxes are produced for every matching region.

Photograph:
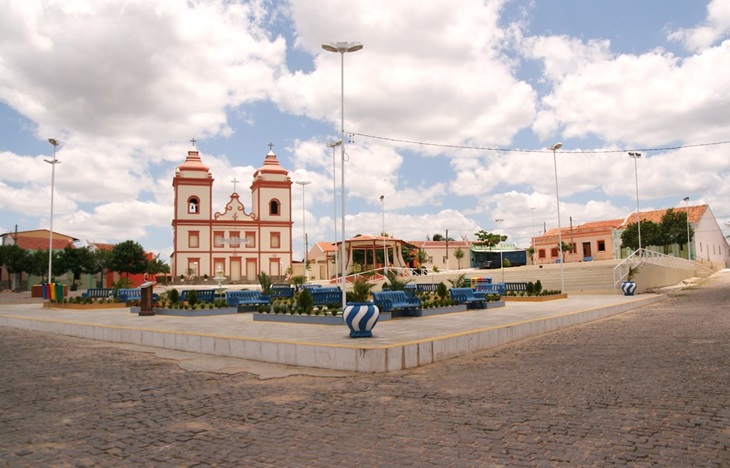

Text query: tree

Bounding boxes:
[109,241,148,278]
[402,246,416,265]
[417,248,429,266]
[432,233,455,242]
[453,247,465,269]
[474,230,506,251]
[57,246,95,285]
[146,254,171,279]
[90,248,113,287]
[26,249,50,281]
[0,244,27,290]
[659,208,693,254]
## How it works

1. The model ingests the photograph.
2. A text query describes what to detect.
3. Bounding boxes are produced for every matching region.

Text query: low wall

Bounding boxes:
[634,263,693,293]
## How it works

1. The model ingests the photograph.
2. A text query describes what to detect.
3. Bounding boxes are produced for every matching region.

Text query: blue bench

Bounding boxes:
[82,288,113,299]
[449,288,486,309]
[226,290,271,307]
[118,288,160,302]
[271,284,294,298]
[474,283,506,296]
[372,291,421,313]
[505,282,528,292]
[180,289,216,303]
[310,290,343,306]
[300,284,322,290]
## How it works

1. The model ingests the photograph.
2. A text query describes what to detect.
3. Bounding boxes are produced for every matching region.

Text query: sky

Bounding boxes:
[1,0,729,263]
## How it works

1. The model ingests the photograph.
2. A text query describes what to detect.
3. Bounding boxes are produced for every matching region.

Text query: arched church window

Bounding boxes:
[188,197,200,214]
[270,199,280,216]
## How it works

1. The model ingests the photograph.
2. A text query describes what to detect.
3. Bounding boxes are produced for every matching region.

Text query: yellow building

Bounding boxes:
[171,145,293,281]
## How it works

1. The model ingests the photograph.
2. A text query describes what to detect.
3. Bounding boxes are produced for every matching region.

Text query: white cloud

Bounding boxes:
[668,0,730,51]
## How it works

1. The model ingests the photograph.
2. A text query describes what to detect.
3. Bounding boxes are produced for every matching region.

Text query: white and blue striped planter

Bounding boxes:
[621,281,637,296]
[343,302,380,338]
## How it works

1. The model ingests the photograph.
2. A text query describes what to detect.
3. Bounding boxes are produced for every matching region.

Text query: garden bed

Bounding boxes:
[44,302,127,310]
[503,293,568,302]
[132,306,240,316]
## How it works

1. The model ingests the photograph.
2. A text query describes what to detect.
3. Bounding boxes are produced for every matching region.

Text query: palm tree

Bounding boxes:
[453,247,465,269]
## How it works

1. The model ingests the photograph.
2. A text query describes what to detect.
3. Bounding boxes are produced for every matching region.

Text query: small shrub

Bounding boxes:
[187,290,199,306]
[436,282,448,300]
[169,288,180,304]
[297,288,314,313]
[526,281,535,295]
[535,280,543,294]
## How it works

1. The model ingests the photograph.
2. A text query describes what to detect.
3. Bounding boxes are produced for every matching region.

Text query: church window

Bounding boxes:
[188,231,200,248]
[271,232,281,249]
[214,231,225,248]
[188,197,200,214]
[229,231,241,247]
[270,199,280,216]
[245,231,256,248]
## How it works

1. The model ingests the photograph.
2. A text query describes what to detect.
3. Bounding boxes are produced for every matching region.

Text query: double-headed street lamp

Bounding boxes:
[321,41,363,310]
[295,180,311,279]
[628,152,643,256]
[549,142,565,293]
[46,138,61,284]
[327,140,342,278]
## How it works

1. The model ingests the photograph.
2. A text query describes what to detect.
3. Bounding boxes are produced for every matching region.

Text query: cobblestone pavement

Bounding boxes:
[2,275,729,467]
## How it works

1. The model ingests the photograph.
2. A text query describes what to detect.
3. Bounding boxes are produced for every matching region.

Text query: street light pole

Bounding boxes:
[628,152,643,257]
[495,218,504,283]
[327,140,342,279]
[295,180,311,280]
[549,142,565,293]
[380,195,387,274]
[322,41,363,310]
[683,196,691,260]
[530,207,536,265]
[45,138,61,285]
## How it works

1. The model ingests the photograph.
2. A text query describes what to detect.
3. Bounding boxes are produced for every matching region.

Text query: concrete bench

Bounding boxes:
[180,289,217,303]
[372,291,421,313]
[81,288,113,299]
[226,290,271,307]
[310,290,343,306]
[449,288,486,309]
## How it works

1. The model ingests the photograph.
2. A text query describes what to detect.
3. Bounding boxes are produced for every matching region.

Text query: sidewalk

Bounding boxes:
[0,294,665,373]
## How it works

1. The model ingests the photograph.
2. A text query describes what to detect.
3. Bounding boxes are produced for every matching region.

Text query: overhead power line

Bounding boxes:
[349,132,730,154]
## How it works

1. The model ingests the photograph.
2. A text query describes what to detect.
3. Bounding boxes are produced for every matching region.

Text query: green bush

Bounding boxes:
[297,288,313,312]
[187,289,198,306]
[169,288,180,304]
[535,280,543,294]
[437,282,448,300]
[526,281,535,295]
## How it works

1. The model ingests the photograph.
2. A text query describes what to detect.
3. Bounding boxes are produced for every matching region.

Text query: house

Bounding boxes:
[533,204,730,268]
[0,229,77,290]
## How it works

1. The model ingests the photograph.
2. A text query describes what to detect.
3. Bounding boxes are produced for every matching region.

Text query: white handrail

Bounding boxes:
[613,248,694,289]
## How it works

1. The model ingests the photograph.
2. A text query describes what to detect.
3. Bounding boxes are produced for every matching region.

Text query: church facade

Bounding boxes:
[171,145,293,281]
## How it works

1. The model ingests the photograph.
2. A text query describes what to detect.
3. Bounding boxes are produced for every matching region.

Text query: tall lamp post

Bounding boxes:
[628,152,642,256]
[530,207,536,265]
[380,195,387,274]
[495,218,504,283]
[549,142,565,293]
[46,138,61,284]
[327,140,343,279]
[683,196,691,260]
[322,41,363,310]
[295,180,311,280]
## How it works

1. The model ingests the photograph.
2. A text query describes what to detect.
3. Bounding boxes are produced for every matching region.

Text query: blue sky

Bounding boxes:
[1,0,729,262]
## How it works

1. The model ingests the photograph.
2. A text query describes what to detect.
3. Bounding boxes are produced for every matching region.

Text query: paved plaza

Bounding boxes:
[1,272,729,466]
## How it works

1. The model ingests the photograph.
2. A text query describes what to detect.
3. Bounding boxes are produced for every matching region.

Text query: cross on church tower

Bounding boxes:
[190,138,197,148]
[268,142,274,151]
[231,177,239,193]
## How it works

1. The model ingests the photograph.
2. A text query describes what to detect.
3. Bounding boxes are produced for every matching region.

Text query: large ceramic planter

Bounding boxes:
[343,302,380,338]
[621,281,637,296]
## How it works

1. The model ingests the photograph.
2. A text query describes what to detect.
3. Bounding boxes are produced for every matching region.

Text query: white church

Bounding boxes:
[170,144,293,281]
